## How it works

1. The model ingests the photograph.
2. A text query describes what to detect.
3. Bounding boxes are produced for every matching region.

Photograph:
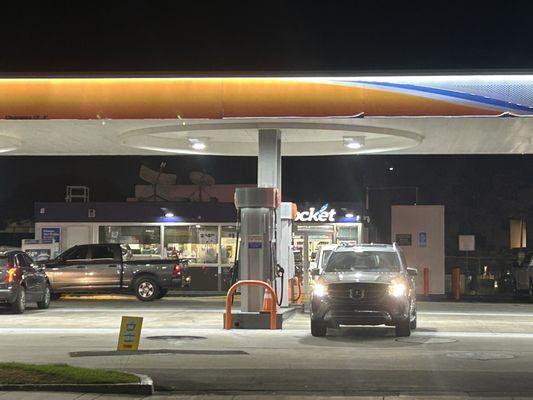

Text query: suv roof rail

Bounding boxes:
[337,242,393,248]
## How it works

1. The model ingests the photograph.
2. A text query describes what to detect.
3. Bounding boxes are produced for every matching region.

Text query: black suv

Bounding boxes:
[0,250,51,313]
[310,243,417,337]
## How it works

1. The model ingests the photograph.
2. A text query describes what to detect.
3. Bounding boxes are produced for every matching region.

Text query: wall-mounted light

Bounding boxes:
[161,207,175,218]
[188,137,208,151]
[343,136,365,150]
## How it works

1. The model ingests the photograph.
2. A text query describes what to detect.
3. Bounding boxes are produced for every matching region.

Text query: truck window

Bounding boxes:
[91,245,119,261]
[64,246,89,261]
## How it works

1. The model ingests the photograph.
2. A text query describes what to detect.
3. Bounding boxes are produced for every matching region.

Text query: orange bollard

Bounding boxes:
[452,267,461,301]
[225,280,277,330]
[423,267,430,297]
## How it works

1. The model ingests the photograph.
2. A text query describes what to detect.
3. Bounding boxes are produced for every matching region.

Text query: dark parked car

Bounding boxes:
[0,250,51,313]
[42,243,190,301]
[310,243,417,337]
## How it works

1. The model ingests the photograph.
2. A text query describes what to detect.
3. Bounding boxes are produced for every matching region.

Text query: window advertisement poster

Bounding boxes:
[41,227,61,244]
[198,228,218,244]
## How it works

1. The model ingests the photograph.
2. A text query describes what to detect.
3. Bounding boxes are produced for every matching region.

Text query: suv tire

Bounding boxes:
[134,276,160,301]
[11,287,26,314]
[311,319,327,337]
[395,318,411,337]
[37,285,51,309]
[410,315,417,330]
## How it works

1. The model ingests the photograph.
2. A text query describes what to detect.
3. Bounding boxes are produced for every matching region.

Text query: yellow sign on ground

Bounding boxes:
[117,316,143,351]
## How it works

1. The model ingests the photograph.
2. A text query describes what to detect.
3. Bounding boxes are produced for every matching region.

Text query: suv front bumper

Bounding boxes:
[311,294,410,327]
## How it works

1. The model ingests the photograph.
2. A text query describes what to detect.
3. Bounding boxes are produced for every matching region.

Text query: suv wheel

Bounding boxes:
[11,287,26,314]
[311,319,327,337]
[395,318,411,337]
[37,285,51,309]
[134,277,160,301]
[410,315,417,330]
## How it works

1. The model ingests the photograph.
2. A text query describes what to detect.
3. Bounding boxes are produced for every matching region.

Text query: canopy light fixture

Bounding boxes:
[161,207,175,218]
[343,136,365,150]
[188,137,208,151]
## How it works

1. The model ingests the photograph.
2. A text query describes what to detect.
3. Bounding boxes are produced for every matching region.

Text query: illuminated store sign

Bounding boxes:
[295,204,337,222]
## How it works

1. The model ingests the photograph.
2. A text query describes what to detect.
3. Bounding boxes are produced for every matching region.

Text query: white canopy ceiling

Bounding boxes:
[0,116,532,156]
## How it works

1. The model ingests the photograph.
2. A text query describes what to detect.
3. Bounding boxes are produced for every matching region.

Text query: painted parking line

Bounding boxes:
[419,312,533,317]
[2,327,533,339]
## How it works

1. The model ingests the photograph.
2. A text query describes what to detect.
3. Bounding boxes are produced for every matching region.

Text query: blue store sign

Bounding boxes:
[41,227,61,244]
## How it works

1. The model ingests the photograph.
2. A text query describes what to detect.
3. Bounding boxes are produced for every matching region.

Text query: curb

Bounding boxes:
[0,373,154,396]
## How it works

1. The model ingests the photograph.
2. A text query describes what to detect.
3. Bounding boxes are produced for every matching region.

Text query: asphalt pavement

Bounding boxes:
[2,295,533,398]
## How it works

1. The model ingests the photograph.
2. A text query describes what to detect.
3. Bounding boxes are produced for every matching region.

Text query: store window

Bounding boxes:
[336,225,359,242]
[99,226,161,258]
[221,226,237,264]
[164,225,219,264]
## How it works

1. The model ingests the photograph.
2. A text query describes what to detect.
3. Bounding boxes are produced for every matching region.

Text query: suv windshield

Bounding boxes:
[324,250,401,272]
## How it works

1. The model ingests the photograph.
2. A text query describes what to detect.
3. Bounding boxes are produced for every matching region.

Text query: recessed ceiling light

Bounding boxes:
[188,138,208,151]
[343,136,365,150]
[345,213,354,218]
[165,212,174,218]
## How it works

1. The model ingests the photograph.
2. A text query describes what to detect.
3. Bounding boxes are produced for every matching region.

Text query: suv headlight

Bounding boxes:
[313,283,328,297]
[388,281,407,297]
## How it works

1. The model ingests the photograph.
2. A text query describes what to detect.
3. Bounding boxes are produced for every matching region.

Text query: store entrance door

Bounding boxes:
[294,225,334,299]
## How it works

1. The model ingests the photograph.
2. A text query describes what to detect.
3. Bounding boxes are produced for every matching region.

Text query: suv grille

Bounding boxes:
[328,282,389,305]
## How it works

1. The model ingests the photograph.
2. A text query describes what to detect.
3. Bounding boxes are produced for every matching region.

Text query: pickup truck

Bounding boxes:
[41,243,189,301]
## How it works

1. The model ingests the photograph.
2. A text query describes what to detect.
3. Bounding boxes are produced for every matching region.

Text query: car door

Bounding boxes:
[48,245,90,291]
[24,253,46,295]
[84,245,122,288]
[15,253,39,301]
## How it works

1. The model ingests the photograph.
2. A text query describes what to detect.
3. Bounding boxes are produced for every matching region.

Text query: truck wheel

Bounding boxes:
[11,287,26,314]
[311,319,327,337]
[395,318,411,337]
[37,285,51,309]
[134,277,160,301]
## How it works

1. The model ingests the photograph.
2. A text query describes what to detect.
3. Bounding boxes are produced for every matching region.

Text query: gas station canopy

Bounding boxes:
[1,74,533,155]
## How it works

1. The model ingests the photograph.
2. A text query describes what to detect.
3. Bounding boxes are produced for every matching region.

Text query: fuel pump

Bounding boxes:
[233,187,279,312]
[225,187,298,329]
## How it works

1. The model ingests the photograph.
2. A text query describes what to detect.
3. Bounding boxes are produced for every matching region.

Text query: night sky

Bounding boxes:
[1,2,533,256]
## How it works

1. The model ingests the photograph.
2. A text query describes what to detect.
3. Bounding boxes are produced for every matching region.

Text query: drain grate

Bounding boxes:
[70,349,247,357]
[146,335,207,341]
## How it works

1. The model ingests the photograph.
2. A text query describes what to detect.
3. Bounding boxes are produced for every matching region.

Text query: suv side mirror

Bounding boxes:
[407,267,418,277]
